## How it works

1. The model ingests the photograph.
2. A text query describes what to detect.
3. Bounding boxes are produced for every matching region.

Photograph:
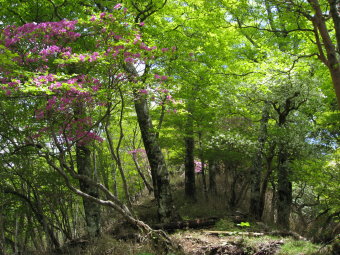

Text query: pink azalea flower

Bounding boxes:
[79,54,86,62]
[114,3,122,9]
[139,89,148,94]
[124,57,134,63]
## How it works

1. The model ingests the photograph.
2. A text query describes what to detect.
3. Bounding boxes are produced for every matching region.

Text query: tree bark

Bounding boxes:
[308,0,340,106]
[104,118,132,209]
[272,91,304,229]
[134,93,179,223]
[124,62,178,223]
[276,148,292,229]
[132,153,154,193]
[198,132,208,200]
[259,143,275,220]
[276,109,292,229]
[250,102,270,220]
[208,159,217,195]
[76,145,101,237]
[184,110,196,202]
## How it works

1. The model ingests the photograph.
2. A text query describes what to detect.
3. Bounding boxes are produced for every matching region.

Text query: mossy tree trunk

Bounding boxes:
[75,104,101,237]
[76,145,101,237]
[134,92,179,223]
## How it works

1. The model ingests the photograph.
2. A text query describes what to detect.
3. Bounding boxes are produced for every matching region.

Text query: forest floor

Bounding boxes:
[172,230,323,255]
[60,222,332,255]
[54,187,337,255]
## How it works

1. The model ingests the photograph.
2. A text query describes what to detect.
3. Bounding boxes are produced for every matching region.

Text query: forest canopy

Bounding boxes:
[0,0,339,254]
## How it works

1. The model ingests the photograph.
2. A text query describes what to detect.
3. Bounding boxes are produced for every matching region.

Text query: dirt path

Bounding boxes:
[173,230,284,255]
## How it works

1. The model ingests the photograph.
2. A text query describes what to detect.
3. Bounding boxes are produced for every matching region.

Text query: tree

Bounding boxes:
[233,0,340,107]
[0,5,181,249]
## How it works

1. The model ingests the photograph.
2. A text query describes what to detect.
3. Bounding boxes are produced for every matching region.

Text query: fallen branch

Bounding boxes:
[152,217,219,231]
[204,230,264,237]
[204,230,306,240]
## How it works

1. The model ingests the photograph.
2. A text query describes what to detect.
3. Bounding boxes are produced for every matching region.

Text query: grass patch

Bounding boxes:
[276,239,322,255]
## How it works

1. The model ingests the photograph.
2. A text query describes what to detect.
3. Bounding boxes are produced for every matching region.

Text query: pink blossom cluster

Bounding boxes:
[62,118,103,145]
[3,20,80,48]
[154,74,168,80]
[2,21,80,66]
[1,10,175,146]
[1,79,21,95]
[194,160,204,173]
[32,75,102,144]
[140,42,157,52]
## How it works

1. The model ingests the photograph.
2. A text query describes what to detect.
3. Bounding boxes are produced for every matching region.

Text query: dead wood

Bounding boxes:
[204,230,265,237]
[152,217,219,231]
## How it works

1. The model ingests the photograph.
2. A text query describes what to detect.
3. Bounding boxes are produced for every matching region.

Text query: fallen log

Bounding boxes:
[152,217,219,231]
[204,230,265,237]
[204,230,306,240]
[266,230,306,240]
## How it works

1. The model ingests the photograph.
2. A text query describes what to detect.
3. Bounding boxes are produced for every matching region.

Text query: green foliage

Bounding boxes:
[0,0,340,253]
[237,222,250,228]
[215,219,236,231]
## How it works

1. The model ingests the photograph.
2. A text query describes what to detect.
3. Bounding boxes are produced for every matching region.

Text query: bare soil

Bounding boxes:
[173,230,284,255]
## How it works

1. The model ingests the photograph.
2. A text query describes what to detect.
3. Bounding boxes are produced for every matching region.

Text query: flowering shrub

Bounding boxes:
[194,160,204,173]
[0,4,175,146]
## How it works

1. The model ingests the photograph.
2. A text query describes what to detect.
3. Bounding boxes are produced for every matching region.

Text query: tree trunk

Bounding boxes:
[134,93,179,223]
[229,173,238,209]
[272,94,302,229]
[104,122,132,209]
[270,179,277,224]
[73,102,101,237]
[329,0,340,49]
[132,153,154,193]
[250,102,269,220]
[76,145,101,237]
[184,110,196,202]
[259,144,275,220]
[208,159,217,195]
[198,132,208,200]
[276,147,292,229]
[329,68,340,107]
[308,0,340,106]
